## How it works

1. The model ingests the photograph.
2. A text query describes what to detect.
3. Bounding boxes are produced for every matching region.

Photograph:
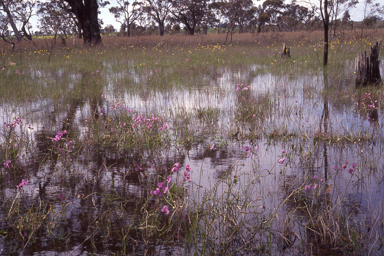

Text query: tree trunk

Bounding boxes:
[355,42,381,86]
[64,0,102,46]
[158,21,164,36]
[0,1,22,42]
[126,18,131,37]
[202,24,208,34]
[323,0,329,66]
[239,25,243,34]
[61,37,67,47]
[77,23,82,38]
[21,24,32,41]
[185,24,194,35]
[257,23,262,33]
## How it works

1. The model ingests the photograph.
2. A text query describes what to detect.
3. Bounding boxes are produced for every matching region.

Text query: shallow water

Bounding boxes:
[0,63,383,255]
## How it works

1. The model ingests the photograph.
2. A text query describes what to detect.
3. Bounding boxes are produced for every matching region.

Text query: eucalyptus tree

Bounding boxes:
[168,0,211,35]
[141,0,172,36]
[319,0,330,65]
[255,0,285,33]
[0,0,21,42]
[109,0,143,37]
[0,11,15,46]
[37,0,78,38]
[328,0,358,35]
[317,0,359,65]
[361,0,383,35]
[255,5,268,33]
[281,1,316,30]
[0,0,36,42]
[212,0,255,35]
[62,0,110,46]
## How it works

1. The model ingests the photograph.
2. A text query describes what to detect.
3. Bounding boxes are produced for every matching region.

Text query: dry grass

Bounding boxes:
[1,28,383,52]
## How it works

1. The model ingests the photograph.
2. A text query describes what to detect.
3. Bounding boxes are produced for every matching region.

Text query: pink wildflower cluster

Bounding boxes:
[334,162,357,174]
[91,70,103,76]
[66,140,74,150]
[15,70,25,75]
[132,114,168,131]
[134,163,143,171]
[359,93,377,109]
[4,117,23,128]
[52,130,67,143]
[244,146,258,157]
[150,178,171,197]
[304,175,324,191]
[133,114,144,125]
[236,83,250,92]
[278,149,287,164]
[109,101,124,112]
[3,160,12,168]
[183,164,192,182]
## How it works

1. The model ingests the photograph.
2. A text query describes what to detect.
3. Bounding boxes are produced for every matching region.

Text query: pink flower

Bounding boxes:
[352,163,357,168]
[161,205,170,215]
[210,144,215,150]
[166,176,171,183]
[150,188,162,197]
[184,171,191,182]
[304,185,311,190]
[171,162,180,173]
[313,175,318,179]
[3,160,11,168]
[348,168,354,174]
[278,158,286,164]
[17,179,29,188]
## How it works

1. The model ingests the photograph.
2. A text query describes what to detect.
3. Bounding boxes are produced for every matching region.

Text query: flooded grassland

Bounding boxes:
[0,32,384,255]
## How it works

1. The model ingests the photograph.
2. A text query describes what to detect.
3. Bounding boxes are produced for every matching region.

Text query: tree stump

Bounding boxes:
[281,43,290,58]
[355,42,381,86]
